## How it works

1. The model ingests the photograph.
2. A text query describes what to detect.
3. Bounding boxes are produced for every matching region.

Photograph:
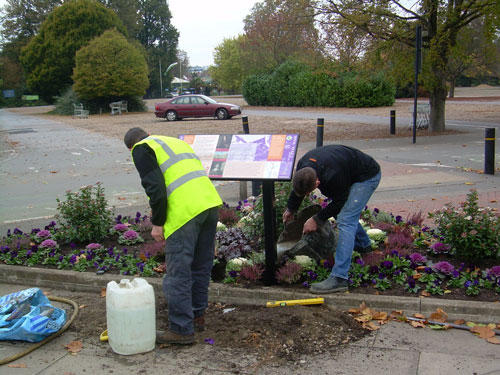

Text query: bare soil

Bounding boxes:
[56,288,367,363]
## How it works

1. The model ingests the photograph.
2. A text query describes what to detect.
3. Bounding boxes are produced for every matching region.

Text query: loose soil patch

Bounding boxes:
[57,288,367,363]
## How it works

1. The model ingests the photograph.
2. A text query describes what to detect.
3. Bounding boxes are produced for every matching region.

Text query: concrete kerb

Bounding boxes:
[1,264,499,324]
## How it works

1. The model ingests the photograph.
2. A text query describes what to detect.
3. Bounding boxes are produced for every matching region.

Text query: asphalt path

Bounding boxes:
[1,105,498,234]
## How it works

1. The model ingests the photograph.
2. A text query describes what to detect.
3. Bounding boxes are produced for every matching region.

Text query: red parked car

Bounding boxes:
[154,94,242,121]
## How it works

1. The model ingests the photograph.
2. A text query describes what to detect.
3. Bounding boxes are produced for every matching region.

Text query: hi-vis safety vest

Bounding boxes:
[132,136,222,239]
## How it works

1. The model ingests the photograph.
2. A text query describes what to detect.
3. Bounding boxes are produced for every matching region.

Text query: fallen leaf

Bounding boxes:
[444,289,452,294]
[415,266,426,271]
[50,171,58,174]
[430,308,448,323]
[413,272,422,280]
[79,305,86,309]
[362,321,380,331]
[470,326,495,339]
[487,337,500,345]
[454,319,465,325]
[420,291,431,297]
[410,320,426,328]
[464,182,475,185]
[8,363,27,368]
[100,288,106,298]
[407,199,416,202]
[490,200,497,203]
[118,197,126,200]
[348,308,360,314]
[65,341,83,354]
[355,315,372,323]
[372,311,388,321]
[413,313,426,319]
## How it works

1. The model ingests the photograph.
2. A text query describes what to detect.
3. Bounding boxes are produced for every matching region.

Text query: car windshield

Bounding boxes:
[199,95,217,104]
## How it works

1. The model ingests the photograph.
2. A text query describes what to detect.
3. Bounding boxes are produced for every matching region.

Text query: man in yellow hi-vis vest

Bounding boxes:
[124,127,222,345]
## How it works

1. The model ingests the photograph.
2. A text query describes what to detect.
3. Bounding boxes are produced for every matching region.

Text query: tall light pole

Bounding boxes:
[164,62,178,96]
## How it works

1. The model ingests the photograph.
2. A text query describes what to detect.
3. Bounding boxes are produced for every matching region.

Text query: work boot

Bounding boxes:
[193,316,205,332]
[354,245,373,254]
[156,330,194,345]
[310,276,348,294]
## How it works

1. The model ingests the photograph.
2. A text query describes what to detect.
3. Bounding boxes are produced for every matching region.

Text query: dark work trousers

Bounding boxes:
[162,206,218,335]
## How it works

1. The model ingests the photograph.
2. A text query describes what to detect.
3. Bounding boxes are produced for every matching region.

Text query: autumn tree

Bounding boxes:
[209,36,246,93]
[72,29,148,100]
[242,0,323,74]
[315,0,500,132]
[20,0,126,102]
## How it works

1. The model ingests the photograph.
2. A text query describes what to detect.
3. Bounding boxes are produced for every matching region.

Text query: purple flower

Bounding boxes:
[451,270,460,278]
[407,277,416,288]
[433,261,455,275]
[307,270,318,281]
[86,243,103,250]
[1,246,10,254]
[380,261,393,269]
[409,253,427,264]
[204,338,214,345]
[429,242,451,254]
[464,280,472,289]
[69,254,77,264]
[355,258,365,266]
[369,265,379,274]
[123,230,139,240]
[26,250,33,258]
[395,215,403,223]
[114,223,129,232]
[31,228,40,234]
[70,242,77,250]
[228,270,238,278]
[390,250,400,257]
[40,239,58,249]
[424,267,433,274]
[302,281,310,288]
[487,266,500,279]
[36,230,51,239]
[378,272,386,279]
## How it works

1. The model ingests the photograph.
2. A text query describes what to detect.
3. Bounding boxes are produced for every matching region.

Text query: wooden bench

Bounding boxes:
[73,103,89,119]
[408,103,430,130]
[110,100,128,115]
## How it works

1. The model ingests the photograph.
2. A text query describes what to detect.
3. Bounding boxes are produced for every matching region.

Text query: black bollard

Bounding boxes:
[242,116,249,134]
[390,110,396,135]
[484,128,496,175]
[316,118,324,148]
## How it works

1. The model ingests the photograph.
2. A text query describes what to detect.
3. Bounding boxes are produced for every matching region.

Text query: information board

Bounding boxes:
[179,134,299,181]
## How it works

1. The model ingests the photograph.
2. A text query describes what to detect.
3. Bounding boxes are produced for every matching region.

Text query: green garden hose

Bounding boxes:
[0,296,79,366]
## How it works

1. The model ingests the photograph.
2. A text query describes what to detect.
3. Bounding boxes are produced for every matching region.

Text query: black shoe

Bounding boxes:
[354,245,373,254]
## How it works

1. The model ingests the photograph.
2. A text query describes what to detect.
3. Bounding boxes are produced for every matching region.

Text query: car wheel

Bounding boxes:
[166,110,178,121]
[216,108,228,120]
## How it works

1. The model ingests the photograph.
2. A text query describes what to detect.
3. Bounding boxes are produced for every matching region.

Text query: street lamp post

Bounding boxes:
[164,62,179,96]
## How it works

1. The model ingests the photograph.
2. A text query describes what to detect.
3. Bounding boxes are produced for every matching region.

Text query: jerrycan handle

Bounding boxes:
[119,279,133,289]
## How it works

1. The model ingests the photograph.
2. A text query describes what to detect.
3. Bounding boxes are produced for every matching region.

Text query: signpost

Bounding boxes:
[180,134,300,285]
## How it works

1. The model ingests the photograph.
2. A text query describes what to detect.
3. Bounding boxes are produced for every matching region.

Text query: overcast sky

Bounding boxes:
[0,0,261,67]
[169,0,260,67]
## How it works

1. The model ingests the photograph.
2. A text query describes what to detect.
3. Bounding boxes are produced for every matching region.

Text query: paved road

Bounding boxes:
[1,106,498,234]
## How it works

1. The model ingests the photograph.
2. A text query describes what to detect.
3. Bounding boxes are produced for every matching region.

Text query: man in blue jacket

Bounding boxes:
[283,145,381,293]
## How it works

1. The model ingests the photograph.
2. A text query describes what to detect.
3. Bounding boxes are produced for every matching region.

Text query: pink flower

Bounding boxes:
[487,266,500,278]
[123,230,139,240]
[36,230,51,239]
[433,261,455,275]
[114,223,129,231]
[40,239,58,249]
[86,243,103,250]
[409,253,427,264]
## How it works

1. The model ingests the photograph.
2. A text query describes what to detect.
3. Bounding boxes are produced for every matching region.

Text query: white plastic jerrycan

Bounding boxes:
[106,278,156,355]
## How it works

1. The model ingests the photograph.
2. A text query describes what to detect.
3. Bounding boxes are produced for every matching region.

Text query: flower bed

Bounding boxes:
[0,185,499,302]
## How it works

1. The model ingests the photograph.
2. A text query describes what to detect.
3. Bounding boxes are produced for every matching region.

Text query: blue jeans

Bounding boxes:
[162,207,218,335]
[331,172,381,280]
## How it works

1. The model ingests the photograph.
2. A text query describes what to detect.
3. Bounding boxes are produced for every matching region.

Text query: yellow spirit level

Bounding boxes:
[265,297,324,308]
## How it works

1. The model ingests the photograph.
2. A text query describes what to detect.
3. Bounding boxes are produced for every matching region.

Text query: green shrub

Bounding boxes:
[53,88,82,115]
[428,190,500,262]
[242,62,395,108]
[54,183,114,244]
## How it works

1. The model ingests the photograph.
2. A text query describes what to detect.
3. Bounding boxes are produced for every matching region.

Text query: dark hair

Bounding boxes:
[292,167,317,196]
[124,127,148,149]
